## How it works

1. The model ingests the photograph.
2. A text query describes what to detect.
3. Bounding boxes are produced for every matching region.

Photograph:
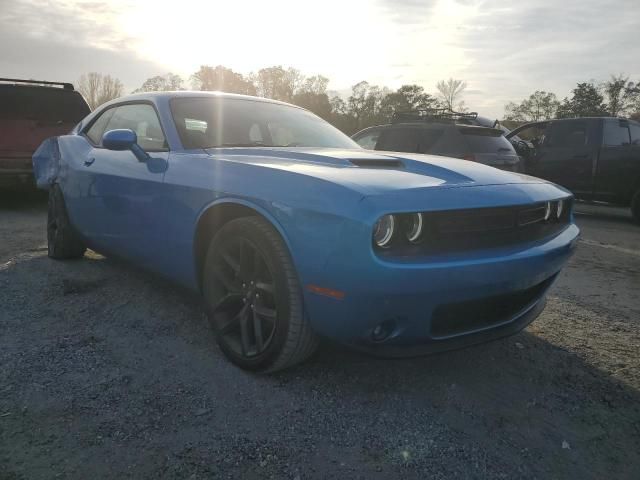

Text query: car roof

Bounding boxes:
[113,90,299,108]
[353,122,499,137]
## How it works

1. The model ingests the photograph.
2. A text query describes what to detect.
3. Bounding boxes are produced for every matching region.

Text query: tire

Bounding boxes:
[47,185,86,259]
[202,216,319,372]
[632,189,640,225]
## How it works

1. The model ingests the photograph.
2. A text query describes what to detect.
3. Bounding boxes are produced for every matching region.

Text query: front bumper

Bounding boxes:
[303,223,579,356]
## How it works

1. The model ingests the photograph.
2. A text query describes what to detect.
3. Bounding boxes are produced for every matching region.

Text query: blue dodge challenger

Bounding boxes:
[32,92,579,372]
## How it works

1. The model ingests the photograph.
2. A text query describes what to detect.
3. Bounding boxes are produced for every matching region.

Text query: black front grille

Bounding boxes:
[378,198,572,256]
[430,276,555,337]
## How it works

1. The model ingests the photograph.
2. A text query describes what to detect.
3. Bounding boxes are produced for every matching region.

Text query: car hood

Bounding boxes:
[205,147,547,197]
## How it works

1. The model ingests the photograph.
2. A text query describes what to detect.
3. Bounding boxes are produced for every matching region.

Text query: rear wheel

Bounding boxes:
[202,216,318,372]
[632,189,640,224]
[47,185,86,259]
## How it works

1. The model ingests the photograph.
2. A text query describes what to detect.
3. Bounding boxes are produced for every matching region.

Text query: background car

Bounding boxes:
[33,92,578,372]
[507,117,640,223]
[352,110,523,172]
[0,78,90,188]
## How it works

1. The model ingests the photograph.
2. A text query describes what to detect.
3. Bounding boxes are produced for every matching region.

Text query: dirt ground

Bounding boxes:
[1,192,639,479]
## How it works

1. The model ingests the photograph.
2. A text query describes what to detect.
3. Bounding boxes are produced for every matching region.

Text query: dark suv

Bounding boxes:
[352,110,522,172]
[0,78,90,188]
[507,117,640,222]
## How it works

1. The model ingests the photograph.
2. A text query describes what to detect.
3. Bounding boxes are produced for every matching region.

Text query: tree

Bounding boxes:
[190,65,256,95]
[133,73,184,93]
[504,91,560,122]
[380,84,438,119]
[556,82,607,118]
[436,78,467,111]
[602,75,639,117]
[251,66,302,102]
[347,81,389,130]
[77,72,124,109]
[291,75,332,119]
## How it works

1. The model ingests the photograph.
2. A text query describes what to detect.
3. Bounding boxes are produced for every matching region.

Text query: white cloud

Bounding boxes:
[2,0,639,117]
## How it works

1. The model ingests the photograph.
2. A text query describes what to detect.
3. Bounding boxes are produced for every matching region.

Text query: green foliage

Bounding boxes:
[504,91,560,122]
[556,82,607,118]
[132,73,183,93]
[190,65,256,95]
[602,75,639,117]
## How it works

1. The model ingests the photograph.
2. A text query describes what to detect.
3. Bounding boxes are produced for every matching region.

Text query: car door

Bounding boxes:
[76,102,169,266]
[530,119,597,195]
[595,118,635,203]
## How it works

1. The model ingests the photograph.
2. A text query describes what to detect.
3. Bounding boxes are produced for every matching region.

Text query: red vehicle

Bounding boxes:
[0,78,90,188]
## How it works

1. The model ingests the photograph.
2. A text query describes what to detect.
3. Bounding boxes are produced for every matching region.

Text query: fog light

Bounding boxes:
[372,319,396,342]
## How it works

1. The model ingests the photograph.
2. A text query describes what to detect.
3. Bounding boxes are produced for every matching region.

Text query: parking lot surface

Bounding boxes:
[1,193,639,479]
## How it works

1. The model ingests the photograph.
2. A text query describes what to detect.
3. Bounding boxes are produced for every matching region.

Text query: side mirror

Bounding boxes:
[102,129,150,162]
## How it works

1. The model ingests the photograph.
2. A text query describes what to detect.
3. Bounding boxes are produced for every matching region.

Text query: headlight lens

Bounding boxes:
[556,199,564,219]
[544,201,551,221]
[405,213,423,243]
[373,214,395,248]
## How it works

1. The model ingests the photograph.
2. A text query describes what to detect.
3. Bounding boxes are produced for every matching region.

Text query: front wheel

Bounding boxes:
[47,185,86,259]
[202,216,319,372]
[631,189,640,224]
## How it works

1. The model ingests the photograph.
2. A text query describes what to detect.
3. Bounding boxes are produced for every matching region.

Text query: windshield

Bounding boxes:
[170,97,359,150]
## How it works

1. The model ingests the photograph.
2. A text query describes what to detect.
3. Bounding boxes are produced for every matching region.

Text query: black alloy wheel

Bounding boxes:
[203,216,318,372]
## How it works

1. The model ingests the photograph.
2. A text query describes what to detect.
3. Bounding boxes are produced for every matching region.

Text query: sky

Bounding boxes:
[1,0,639,118]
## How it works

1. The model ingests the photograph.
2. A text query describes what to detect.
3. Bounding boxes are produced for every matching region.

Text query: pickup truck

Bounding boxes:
[0,78,90,188]
[507,117,640,223]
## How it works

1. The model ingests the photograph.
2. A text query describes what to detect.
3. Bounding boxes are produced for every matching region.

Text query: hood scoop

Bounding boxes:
[348,158,404,169]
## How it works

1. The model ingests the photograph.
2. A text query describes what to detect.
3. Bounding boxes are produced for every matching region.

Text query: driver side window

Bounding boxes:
[104,104,167,151]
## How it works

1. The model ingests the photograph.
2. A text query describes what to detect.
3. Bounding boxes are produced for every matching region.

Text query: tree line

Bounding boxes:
[77,68,640,134]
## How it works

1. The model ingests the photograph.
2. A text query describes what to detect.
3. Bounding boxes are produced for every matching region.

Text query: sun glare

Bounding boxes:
[106,0,475,91]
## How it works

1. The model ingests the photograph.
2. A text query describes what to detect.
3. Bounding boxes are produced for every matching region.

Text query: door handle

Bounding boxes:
[84,157,95,166]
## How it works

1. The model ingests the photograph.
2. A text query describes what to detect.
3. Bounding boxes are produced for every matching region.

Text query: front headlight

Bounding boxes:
[373,214,395,248]
[405,213,423,243]
[556,199,564,219]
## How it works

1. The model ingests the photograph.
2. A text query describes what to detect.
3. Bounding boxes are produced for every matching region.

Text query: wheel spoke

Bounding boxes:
[218,301,246,334]
[238,240,254,281]
[221,250,240,275]
[254,304,276,319]
[213,265,239,293]
[238,307,251,355]
[255,281,274,294]
[252,309,264,352]
[212,293,243,314]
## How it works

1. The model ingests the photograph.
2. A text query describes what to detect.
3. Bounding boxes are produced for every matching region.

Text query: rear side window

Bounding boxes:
[0,87,90,122]
[376,128,443,153]
[604,120,631,146]
[546,121,588,148]
[460,129,515,154]
[630,122,640,145]
[104,104,167,151]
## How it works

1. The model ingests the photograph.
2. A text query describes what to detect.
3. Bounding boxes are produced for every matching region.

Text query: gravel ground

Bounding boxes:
[1,192,639,479]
